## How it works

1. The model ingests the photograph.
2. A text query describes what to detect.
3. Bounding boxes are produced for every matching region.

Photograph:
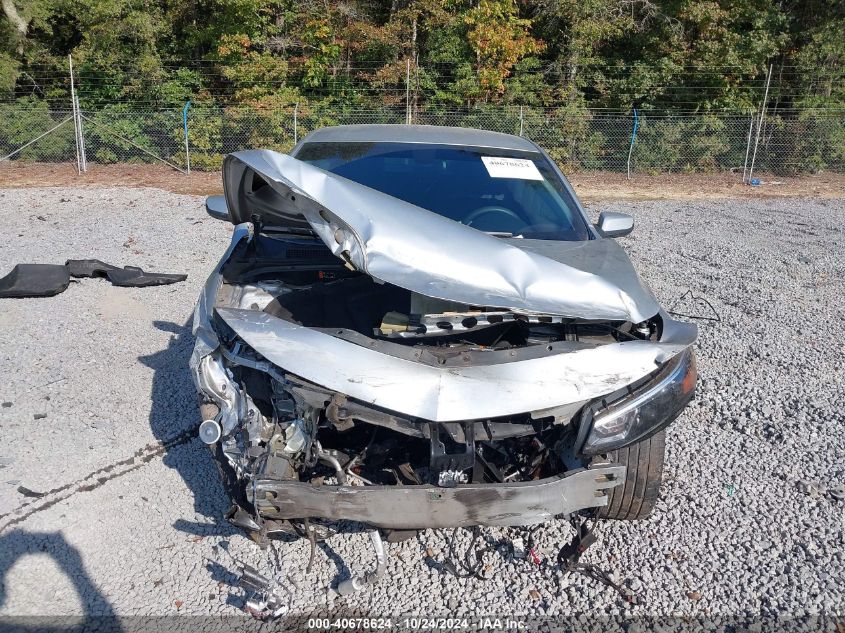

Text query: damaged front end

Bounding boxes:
[190,146,698,547]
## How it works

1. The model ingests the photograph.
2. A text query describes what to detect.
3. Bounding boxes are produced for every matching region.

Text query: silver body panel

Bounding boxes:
[222,150,661,323]
[217,307,693,422]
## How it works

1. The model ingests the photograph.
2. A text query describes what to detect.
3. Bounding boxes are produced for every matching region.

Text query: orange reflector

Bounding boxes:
[681,353,697,394]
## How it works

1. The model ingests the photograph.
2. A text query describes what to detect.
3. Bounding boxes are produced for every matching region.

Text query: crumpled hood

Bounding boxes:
[222,150,661,322]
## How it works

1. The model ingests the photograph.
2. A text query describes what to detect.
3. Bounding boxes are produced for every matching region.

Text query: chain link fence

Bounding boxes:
[2,102,843,176]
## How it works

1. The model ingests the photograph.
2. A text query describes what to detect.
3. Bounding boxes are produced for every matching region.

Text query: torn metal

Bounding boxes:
[237,562,289,619]
[221,150,660,323]
[216,306,692,422]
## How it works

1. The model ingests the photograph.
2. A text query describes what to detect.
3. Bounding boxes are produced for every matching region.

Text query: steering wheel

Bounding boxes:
[462,205,522,227]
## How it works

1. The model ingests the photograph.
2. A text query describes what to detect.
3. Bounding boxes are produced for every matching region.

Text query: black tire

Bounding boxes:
[599,429,666,520]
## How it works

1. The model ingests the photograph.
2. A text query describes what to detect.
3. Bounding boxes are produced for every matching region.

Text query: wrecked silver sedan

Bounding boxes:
[191,125,697,550]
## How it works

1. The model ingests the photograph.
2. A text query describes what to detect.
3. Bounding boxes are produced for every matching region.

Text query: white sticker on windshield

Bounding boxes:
[481,156,544,181]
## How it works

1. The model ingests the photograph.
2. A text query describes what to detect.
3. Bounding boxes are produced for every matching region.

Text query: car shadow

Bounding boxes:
[137,319,235,537]
[0,529,121,632]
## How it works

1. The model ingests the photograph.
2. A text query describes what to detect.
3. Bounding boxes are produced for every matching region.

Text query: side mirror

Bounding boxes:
[596,211,634,238]
[205,195,230,222]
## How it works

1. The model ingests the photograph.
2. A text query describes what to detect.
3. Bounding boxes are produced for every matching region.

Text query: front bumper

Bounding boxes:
[252,464,626,529]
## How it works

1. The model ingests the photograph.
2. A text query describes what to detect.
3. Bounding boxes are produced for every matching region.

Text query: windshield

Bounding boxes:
[294,141,591,241]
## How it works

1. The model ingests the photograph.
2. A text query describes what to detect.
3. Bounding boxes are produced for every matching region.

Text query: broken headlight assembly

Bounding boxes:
[578,348,697,456]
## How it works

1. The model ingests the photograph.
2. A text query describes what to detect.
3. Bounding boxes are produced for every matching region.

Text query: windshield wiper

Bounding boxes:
[484,231,523,238]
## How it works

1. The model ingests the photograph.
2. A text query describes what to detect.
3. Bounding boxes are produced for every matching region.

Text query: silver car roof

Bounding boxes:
[297,124,540,152]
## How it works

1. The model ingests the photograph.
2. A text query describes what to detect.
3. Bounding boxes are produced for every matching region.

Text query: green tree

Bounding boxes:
[463,0,544,100]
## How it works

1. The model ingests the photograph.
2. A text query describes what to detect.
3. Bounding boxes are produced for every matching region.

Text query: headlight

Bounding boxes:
[579,348,696,456]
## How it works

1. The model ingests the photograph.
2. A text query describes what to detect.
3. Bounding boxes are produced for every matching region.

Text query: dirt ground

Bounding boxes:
[1,161,842,200]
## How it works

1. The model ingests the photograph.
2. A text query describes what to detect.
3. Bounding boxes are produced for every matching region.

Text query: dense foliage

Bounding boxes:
[1,0,842,112]
[1,1,842,173]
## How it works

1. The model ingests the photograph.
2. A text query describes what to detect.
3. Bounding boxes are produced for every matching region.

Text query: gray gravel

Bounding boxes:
[0,187,843,622]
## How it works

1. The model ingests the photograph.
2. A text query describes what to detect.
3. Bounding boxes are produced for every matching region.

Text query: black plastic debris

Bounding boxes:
[65,259,187,287]
[0,259,187,298]
[0,264,70,298]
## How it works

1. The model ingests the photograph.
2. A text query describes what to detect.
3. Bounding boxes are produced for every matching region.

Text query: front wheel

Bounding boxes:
[599,429,666,520]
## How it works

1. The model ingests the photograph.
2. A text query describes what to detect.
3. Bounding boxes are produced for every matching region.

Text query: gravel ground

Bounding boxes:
[0,187,843,626]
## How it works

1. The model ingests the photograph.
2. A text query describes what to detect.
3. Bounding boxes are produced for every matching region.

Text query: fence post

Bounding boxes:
[182,100,191,174]
[626,108,639,180]
[741,113,754,183]
[748,64,772,183]
[413,55,419,122]
[293,102,299,145]
[405,59,411,125]
[76,95,87,172]
[519,106,524,136]
[69,55,81,174]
